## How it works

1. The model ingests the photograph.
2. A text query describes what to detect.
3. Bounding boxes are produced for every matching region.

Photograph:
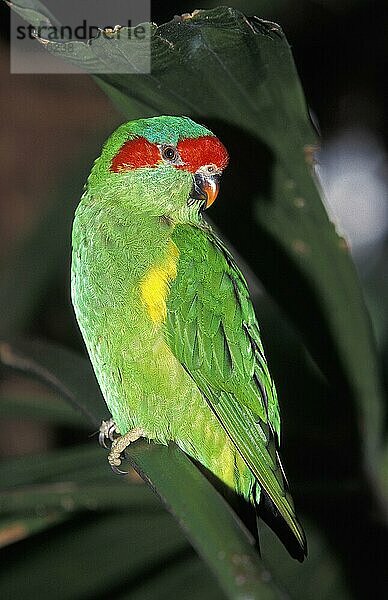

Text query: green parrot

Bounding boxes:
[71,115,306,560]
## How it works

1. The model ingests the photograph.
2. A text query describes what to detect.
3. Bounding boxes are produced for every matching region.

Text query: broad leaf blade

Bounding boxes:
[0,513,68,548]
[0,511,194,600]
[0,151,93,338]
[5,0,60,28]
[0,394,90,427]
[0,445,107,488]
[260,520,352,600]
[0,339,107,427]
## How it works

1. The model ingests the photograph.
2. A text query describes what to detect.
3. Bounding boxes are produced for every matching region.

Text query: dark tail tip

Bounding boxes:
[258,490,307,562]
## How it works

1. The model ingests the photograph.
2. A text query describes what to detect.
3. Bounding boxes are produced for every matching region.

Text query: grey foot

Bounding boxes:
[99,418,120,449]
[108,427,145,475]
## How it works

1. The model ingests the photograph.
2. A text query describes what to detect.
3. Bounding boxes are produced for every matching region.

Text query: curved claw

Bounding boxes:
[99,418,119,449]
[111,464,129,475]
[99,430,109,449]
[107,422,118,441]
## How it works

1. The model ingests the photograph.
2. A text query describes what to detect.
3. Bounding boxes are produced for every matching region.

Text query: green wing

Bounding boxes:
[166,222,306,556]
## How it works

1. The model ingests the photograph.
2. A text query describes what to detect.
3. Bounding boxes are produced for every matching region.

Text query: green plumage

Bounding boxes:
[71,116,306,560]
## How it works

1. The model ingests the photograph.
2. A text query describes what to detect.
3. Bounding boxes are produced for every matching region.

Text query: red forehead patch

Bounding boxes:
[110,137,161,172]
[177,135,229,173]
[110,134,229,174]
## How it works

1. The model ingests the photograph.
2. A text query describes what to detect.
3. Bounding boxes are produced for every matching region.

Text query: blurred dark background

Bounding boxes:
[0,1,387,598]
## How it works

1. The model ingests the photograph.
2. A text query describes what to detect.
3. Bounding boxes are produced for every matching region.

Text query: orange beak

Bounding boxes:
[191,172,221,209]
[202,174,220,208]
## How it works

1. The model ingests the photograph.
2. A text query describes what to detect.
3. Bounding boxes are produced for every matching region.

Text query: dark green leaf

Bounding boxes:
[124,557,226,600]
[0,445,106,488]
[0,152,92,337]
[0,481,157,515]
[5,0,60,28]
[0,448,222,597]
[0,339,108,427]
[0,513,69,548]
[0,394,90,427]
[260,520,352,600]
[0,511,194,600]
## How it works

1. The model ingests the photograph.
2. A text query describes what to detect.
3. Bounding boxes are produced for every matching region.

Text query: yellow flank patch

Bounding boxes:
[221,444,238,492]
[140,241,179,324]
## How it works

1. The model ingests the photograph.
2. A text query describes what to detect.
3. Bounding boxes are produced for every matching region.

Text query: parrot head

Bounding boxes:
[87,116,229,221]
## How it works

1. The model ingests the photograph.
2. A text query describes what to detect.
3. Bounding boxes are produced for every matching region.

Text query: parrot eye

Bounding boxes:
[161,145,179,162]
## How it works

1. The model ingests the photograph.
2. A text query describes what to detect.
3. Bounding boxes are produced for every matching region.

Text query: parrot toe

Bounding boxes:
[107,426,145,475]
